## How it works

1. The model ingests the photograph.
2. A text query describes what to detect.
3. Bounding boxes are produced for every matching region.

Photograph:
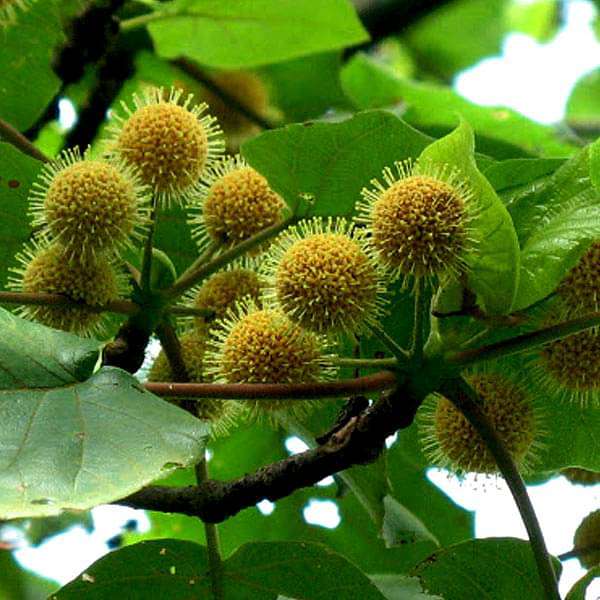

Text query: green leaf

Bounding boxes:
[590,135,600,192]
[0,1,64,131]
[242,110,432,217]
[507,0,560,42]
[0,550,56,600]
[261,52,350,122]
[509,147,600,311]
[411,538,561,600]
[382,495,439,547]
[566,68,600,132]
[0,309,207,518]
[147,0,369,69]
[0,143,40,290]
[371,575,442,600]
[403,0,508,78]
[565,566,600,600]
[418,120,520,314]
[482,158,565,194]
[54,539,387,599]
[340,54,574,159]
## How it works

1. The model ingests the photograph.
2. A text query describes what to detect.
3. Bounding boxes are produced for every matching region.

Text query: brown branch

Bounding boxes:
[118,379,420,523]
[144,370,397,400]
[0,117,50,162]
[172,58,275,130]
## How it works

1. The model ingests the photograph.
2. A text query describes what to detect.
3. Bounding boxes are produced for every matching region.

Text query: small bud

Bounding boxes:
[574,509,600,569]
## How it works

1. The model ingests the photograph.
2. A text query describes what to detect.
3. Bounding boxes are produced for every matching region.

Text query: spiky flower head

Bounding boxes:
[419,372,541,475]
[199,70,273,150]
[562,467,600,486]
[9,239,121,335]
[0,0,33,27]
[190,154,285,249]
[536,328,600,407]
[106,87,224,206]
[357,160,477,282]
[204,303,336,417]
[188,264,263,333]
[262,218,386,335]
[148,331,239,435]
[28,148,150,261]
[557,241,600,315]
[574,509,600,569]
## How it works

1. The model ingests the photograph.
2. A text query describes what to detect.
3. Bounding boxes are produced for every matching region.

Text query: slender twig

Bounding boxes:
[173,58,275,130]
[141,198,158,293]
[448,311,600,367]
[333,357,398,369]
[144,370,397,399]
[196,458,225,600]
[155,320,189,382]
[411,278,427,365]
[371,324,410,360]
[441,378,560,600]
[0,117,50,162]
[558,545,600,561]
[163,216,296,300]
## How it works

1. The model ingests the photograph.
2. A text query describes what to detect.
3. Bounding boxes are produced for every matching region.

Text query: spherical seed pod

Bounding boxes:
[419,372,541,475]
[106,86,224,207]
[204,303,336,418]
[557,241,600,315]
[199,70,274,150]
[9,239,122,335]
[188,265,263,333]
[262,218,386,335]
[536,328,600,407]
[573,509,600,569]
[148,331,239,435]
[189,154,285,249]
[0,0,33,27]
[562,467,600,486]
[28,148,150,261]
[357,160,477,283]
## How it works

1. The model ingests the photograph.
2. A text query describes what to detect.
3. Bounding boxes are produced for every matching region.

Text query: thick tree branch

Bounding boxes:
[144,370,397,400]
[118,379,420,523]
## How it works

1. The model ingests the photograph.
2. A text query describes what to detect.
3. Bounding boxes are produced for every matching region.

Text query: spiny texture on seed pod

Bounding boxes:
[419,372,542,475]
[106,86,224,206]
[189,266,263,333]
[557,241,600,315]
[9,239,121,335]
[29,148,149,261]
[262,218,386,335]
[190,154,284,249]
[148,331,239,435]
[204,303,336,418]
[357,160,477,283]
[562,467,600,486]
[574,509,600,569]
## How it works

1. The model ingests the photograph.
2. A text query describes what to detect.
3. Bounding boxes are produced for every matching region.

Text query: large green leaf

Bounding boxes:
[0,143,39,290]
[403,0,507,78]
[340,54,574,159]
[371,575,442,600]
[411,538,561,600]
[0,308,207,518]
[508,147,600,311]
[53,539,387,599]
[0,550,56,600]
[566,68,600,134]
[147,0,369,69]
[0,0,64,131]
[242,110,432,217]
[482,158,565,194]
[417,121,520,314]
